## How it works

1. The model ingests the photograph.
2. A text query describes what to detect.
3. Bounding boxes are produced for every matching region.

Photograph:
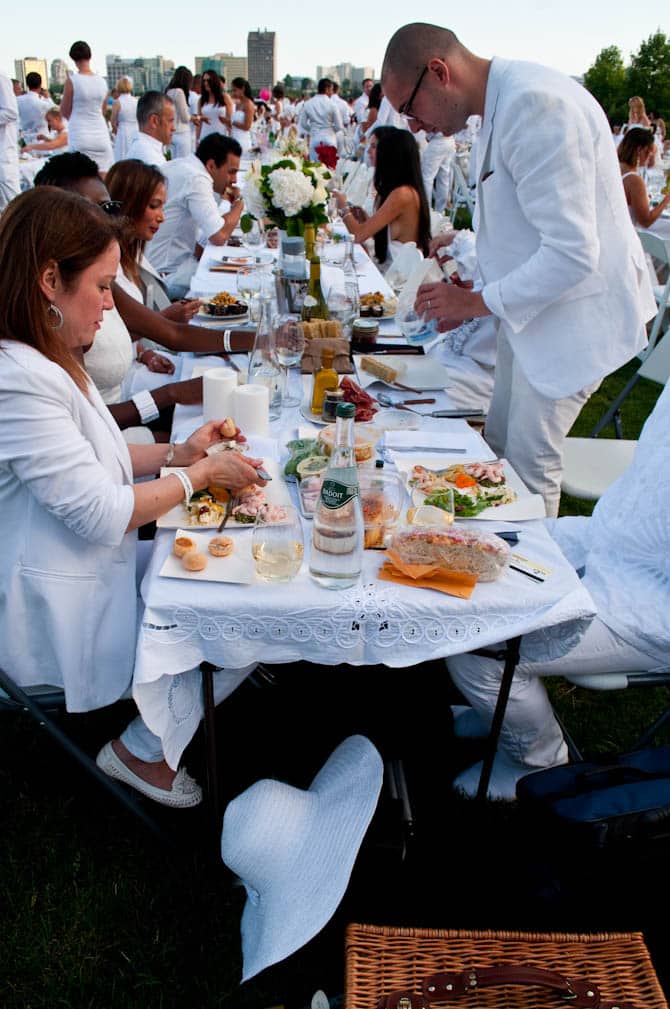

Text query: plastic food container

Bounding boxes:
[359,469,406,549]
[389,525,510,581]
[317,424,377,466]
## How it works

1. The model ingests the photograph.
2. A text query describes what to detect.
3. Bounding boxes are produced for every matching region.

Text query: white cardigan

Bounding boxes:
[0,341,137,711]
[475,58,656,399]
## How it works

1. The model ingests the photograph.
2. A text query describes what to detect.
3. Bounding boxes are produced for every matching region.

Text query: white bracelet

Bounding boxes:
[165,442,176,466]
[131,389,160,424]
[172,469,194,503]
[223,329,232,353]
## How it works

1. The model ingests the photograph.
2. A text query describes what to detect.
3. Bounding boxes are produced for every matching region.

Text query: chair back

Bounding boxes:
[637,229,670,358]
[639,331,670,384]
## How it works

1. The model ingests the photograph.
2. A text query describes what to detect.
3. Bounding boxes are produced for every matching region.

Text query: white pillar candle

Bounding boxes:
[202,368,238,424]
[230,383,270,437]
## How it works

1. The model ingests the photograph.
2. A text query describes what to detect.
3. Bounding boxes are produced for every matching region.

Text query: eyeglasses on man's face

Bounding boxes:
[399,65,428,120]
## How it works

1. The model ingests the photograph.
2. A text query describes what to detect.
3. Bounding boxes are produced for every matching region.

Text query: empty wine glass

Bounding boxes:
[252,503,304,582]
[242,218,265,257]
[274,314,305,408]
[327,287,357,338]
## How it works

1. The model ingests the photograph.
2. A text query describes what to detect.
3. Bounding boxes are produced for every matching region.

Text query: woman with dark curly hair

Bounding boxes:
[228,77,255,155]
[166,65,195,158]
[335,125,430,267]
[618,127,670,228]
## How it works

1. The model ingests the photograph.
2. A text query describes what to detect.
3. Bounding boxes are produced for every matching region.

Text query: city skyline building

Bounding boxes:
[247,29,276,92]
[315,63,375,88]
[105,54,175,92]
[50,58,68,89]
[195,52,248,82]
[14,57,48,88]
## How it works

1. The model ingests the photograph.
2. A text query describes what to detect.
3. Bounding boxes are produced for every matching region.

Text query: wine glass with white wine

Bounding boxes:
[252,503,304,582]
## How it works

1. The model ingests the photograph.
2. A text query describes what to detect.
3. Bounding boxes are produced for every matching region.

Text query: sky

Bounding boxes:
[2,1,667,83]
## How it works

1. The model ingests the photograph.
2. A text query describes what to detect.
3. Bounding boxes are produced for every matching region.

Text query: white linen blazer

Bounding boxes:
[0,341,137,712]
[475,58,656,399]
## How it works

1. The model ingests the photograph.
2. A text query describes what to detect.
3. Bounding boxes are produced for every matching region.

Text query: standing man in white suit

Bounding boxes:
[382,24,655,516]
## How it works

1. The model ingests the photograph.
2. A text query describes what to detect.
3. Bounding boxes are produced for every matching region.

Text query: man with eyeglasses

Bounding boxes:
[382,23,655,517]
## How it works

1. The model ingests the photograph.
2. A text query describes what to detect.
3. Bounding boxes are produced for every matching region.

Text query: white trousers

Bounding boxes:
[0,162,20,210]
[447,618,660,772]
[484,331,599,517]
[169,130,191,159]
[421,135,455,213]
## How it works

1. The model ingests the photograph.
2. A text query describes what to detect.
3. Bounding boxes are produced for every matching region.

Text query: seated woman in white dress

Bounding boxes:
[618,127,670,228]
[334,126,431,270]
[446,380,670,800]
[23,106,68,156]
[0,187,266,807]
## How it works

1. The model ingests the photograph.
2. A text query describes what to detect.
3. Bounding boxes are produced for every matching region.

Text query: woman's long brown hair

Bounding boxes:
[106,159,166,284]
[0,187,117,393]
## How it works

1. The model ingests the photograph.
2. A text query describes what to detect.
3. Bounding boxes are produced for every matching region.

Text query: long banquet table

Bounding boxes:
[131,238,597,791]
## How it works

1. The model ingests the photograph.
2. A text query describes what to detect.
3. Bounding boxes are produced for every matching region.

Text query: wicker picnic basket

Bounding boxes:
[344,924,668,1009]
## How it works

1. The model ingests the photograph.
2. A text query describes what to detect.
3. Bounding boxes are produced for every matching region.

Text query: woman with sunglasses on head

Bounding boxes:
[198,68,233,143]
[0,187,265,807]
[334,125,431,269]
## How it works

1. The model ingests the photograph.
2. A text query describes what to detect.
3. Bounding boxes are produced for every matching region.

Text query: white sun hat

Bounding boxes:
[220,734,384,982]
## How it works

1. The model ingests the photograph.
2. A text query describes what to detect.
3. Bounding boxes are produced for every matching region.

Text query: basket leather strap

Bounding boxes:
[377,965,638,1009]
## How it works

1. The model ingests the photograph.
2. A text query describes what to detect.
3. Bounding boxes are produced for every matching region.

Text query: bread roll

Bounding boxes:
[174,535,197,558]
[390,526,510,582]
[208,536,234,558]
[221,417,236,439]
[182,551,208,571]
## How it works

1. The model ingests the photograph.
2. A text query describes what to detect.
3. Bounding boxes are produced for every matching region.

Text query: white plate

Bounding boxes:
[156,458,292,529]
[299,400,332,426]
[372,408,421,431]
[354,355,451,391]
[395,457,546,521]
[159,528,255,584]
[196,306,248,326]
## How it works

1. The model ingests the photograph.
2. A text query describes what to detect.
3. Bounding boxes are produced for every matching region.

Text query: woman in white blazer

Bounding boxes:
[0,188,266,807]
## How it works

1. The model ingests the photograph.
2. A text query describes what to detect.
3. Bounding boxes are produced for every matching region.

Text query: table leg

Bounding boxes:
[475,635,522,801]
[200,662,221,834]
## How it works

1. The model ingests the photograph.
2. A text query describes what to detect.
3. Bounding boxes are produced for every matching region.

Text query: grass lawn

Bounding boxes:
[1,362,667,1009]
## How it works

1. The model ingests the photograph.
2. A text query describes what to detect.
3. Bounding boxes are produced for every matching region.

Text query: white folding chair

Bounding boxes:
[447,160,475,223]
[562,337,670,500]
[637,229,670,360]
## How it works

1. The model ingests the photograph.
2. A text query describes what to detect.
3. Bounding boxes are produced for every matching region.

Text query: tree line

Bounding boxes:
[583,30,670,125]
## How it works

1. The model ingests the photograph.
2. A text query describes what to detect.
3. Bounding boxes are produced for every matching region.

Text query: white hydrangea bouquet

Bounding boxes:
[242,155,331,236]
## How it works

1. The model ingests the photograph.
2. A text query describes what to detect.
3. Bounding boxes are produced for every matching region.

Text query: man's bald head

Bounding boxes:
[382,23,460,82]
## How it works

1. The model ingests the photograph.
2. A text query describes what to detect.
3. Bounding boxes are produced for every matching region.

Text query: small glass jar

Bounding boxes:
[351,318,379,352]
[322,387,345,422]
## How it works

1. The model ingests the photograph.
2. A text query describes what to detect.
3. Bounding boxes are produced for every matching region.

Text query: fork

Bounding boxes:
[217,494,237,531]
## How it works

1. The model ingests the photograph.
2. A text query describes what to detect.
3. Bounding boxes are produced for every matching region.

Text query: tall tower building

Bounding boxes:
[50,59,68,89]
[247,29,276,93]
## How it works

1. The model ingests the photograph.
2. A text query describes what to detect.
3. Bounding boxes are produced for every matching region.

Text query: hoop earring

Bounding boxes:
[47,303,64,330]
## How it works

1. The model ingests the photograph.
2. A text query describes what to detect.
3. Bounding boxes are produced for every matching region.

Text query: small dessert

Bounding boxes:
[208,536,234,558]
[173,535,197,558]
[221,417,236,439]
[182,551,208,571]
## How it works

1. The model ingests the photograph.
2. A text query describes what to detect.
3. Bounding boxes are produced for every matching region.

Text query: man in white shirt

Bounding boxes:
[331,82,351,155]
[353,78,373,125]
[17,71,53,137]
[126,91,175,168]
[0,72,20,209]
[298,79,343,161]
[383,23,655,516]
[146,133,244,299]
[421,130,456,212]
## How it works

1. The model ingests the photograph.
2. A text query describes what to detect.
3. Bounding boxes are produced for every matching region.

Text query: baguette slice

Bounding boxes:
[360,356,405,384]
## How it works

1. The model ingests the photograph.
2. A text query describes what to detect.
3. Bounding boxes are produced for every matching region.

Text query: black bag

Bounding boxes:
[516,746,670,848]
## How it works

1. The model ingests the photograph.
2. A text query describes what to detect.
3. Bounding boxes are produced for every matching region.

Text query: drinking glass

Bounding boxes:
[237,265,273,315]
[242,218,265,256]
[251,503,304,582]
[273,314,305,408]
[327,288,357,338]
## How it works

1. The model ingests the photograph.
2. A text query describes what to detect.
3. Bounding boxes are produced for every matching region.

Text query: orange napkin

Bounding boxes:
[377,550,477,599]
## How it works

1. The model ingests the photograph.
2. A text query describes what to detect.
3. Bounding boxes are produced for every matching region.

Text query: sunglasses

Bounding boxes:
[99,199,123,216]
[399,65,428,120]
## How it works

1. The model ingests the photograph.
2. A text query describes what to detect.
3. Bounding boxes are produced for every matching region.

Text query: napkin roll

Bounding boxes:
[230,384,270,437]
[203,368,237,424]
